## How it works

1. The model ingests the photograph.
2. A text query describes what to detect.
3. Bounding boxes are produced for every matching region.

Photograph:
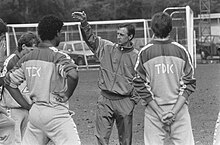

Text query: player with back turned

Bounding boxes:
[133,12,196,145]
[4,15,81,145]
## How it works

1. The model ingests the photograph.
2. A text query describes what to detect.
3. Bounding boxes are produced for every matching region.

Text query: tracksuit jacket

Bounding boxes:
[81,21,140,103]
[4,43,77,108]
[0,49,32,108]
[133,38,196,106]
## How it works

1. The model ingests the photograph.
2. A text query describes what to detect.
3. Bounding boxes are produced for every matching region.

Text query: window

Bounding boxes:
[74,43,83,51]
[74,42,90,51]
[213,36,220,44]
[66,44,73,52]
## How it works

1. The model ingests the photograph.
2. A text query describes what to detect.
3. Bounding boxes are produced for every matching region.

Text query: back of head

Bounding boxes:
[118,23,135,41]
[37,15,63,41]
[151,12,172,38]
[17,31,40,52]
[0,18,7,35]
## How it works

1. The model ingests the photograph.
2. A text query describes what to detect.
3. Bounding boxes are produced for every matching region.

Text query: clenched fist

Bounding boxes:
[72,11,87,23]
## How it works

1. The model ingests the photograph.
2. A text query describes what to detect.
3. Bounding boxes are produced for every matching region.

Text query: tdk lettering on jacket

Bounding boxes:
[155,63,174,74]
[26,67,41,77]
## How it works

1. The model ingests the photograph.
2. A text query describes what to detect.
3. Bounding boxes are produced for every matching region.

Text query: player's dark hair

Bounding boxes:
[17,31,40,52]
[151,12,172,38]
[37,15,63,41]
[118,23,135,40]
[0,18,8,35]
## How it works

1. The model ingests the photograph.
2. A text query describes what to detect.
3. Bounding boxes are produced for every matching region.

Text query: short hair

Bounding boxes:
[118,23,135,40]
[0,18,8,35]
[151,12,172,38]
[17,31,40,52]
[37,15,63,41]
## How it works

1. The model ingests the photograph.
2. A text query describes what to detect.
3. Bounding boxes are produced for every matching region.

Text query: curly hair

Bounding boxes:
[37,15,63,41]
[17,31,40,52]
[151,12,172,38]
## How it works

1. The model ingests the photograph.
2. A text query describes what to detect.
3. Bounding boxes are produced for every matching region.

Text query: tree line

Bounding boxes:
[0,0,220,24]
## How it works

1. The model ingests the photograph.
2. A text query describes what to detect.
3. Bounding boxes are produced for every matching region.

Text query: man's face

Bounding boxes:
[55,30,62,47]
[117,27,130,46]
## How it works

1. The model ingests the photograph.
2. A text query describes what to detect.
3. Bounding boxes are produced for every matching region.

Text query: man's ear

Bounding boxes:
[129,34,133,41]
[22,44,26,50]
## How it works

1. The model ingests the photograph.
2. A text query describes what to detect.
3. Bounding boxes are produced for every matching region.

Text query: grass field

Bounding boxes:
[68,63,220,145]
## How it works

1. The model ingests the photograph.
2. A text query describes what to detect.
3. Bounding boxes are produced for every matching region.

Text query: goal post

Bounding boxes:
[163,6,196,68]
[186,6,196,68]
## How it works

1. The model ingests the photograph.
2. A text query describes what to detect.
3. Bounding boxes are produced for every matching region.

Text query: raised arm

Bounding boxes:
[72,11,101,54]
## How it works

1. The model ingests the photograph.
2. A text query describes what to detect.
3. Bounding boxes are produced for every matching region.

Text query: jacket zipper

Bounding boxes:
[110,48,123,92]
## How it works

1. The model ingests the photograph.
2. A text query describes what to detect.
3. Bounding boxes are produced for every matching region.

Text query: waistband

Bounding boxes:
[1,106,23,109]
[101,90,131,100]
[33,95,69,109]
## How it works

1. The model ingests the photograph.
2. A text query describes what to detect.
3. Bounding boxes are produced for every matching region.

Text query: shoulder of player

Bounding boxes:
[49,46,72,60]
[138,43,154,54]
[14,47,66,63]
[4,53,17,67]
[171,41,187,52]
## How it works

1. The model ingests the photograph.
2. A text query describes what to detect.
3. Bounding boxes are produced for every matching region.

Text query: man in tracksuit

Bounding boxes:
[72,12,139,145]
[4,15,81,145]
[0,18,16,145]
[133,12,196,145]
[0,31,40,145]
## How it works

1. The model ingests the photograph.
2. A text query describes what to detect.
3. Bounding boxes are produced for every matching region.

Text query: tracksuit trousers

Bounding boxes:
[22,103,81,145]
[10,108,29,145]
[95,95,135,145]
[144,104,194,145]
[0,113,15,145]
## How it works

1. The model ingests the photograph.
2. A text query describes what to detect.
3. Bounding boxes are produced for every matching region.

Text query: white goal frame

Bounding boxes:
[163,5,196,68]
[7,19,150,69]
[6,6,195,69]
